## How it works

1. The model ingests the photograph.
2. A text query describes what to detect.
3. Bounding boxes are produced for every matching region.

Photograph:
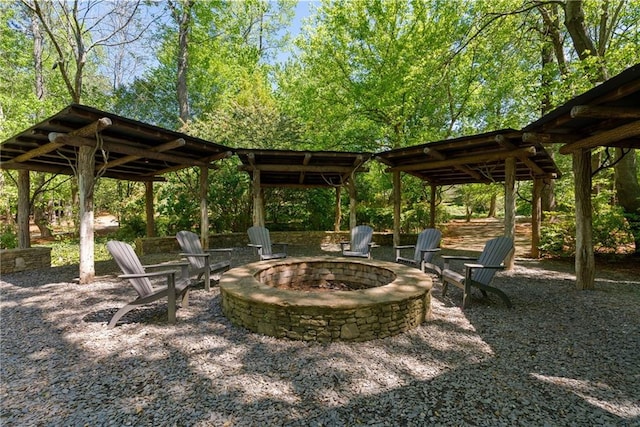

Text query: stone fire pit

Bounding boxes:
[219,257,432,342]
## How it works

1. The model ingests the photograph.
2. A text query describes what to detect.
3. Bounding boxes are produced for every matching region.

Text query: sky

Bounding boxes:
[274,0,318,64]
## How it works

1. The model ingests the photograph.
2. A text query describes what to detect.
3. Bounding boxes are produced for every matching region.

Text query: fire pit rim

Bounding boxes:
[219,256,432,309]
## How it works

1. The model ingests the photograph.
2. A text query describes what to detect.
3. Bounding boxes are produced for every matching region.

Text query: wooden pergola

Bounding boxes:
[523,63,640,289]
[0,104,232,283]
[235,149,371,230]
[375,129,561,262]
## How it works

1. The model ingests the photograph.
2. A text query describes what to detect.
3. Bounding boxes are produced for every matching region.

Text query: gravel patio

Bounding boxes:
[1,242,639,426]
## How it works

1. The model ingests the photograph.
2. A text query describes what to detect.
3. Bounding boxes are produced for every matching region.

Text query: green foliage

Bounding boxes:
[49,237,111,267]
[113,216,147,241]
[0,223,17,249]
[539,206,634,256]
[539,214,576,256]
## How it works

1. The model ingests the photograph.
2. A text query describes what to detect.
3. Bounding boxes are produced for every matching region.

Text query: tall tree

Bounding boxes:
[168,0,194,124]
[22,0,152,103]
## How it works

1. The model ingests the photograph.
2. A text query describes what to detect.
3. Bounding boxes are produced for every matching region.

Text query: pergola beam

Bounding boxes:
[388,146,536,172]
[559,120,640,154]
[48,134,209,167]
[425,147,484,181]
[496,135,546,176]
[571,105,640,119]
[97,138,185,170]
[239,164,364,173]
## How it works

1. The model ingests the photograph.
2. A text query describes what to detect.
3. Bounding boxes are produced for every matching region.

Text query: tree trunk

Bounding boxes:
[614,149,640,254]
[564,0,607,80]
[573,149,595,290]
[173,0,194,124]
[78,145,95,284]
[334,186,341,232]
[31,9,45,100]
[33,173,53,238]
[487,193,496,218]
[17,170,30,249]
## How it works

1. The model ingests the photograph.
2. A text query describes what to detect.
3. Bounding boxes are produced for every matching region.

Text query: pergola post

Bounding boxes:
[429,183,437,229]
[334,186,342,232]
[252,169,264,227]
[504,157,516,269]
[200,166,209,249]
[145,181,155,237]
[393,171,401,247]
[17,170,30,249]
[348,178,357,230]
[531,178,543,258]
[78,145,95,284]
[573,149,595,290]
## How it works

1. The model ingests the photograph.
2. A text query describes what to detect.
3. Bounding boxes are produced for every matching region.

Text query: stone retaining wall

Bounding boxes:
[220,257,432,342]
[0,247,52,274]
[136,231,412,255]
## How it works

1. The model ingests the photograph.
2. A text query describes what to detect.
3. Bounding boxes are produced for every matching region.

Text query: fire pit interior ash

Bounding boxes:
[220,257,433,342]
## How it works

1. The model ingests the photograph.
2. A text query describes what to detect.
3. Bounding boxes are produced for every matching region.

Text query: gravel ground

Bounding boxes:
[1,243,639,426]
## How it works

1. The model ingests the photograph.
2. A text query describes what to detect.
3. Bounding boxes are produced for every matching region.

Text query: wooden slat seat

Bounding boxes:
[106,240,191,328]
[340,225,376,258]
[247,226,288,260]
[395,228,442,274]
[441,236,514,308]
[176,230,232,291]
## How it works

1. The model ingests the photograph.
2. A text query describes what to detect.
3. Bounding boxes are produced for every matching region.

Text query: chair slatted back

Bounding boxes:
[414,229,442,263]
[473,237,513,285]
[107,241,154,297]
[351,225,373,255]
[247,226,273,256]
[176,231,206,270]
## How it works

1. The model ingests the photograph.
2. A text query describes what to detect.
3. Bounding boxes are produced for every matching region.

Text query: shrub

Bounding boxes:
[0,223,17,249]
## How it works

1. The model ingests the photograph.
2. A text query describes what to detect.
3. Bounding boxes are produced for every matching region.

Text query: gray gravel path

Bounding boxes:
[1,243,639,426]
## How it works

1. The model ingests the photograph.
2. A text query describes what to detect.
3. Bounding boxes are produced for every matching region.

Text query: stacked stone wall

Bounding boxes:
[220,257,432,343]
[136,231,407,255]
[0,247,52,274]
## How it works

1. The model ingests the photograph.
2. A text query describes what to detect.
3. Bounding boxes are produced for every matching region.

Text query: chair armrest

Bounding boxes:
[464,263,506,270]
[420,248,440,254]
[143,261,189,279]
[119,269,178,279]
[180,253,208,258]
[394,245,415,250]
[441,255,477,261]
[442,255,477,271]
[207,248,234,253]
[369,242,379,248]
[143,260,190,269]
[247,243,262,249]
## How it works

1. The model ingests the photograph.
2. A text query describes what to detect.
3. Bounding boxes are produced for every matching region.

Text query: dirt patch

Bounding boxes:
[441,218,532,256]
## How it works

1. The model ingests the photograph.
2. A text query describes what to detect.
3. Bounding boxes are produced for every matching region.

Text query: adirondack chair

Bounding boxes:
[106,240,191,328]
[340,225,376,258]
[176,230,232,291]
[247,226,288,260]
[395,228,442,274]
[441,236,514,308]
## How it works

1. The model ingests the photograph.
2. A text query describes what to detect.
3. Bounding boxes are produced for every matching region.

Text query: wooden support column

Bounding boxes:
[348,178,357,230]
[573,149,595,290]
[17,170,30,248]
[200,166,209,249]
[78,145,95,284]
[393,171,401,247]
[531,178,543,258]
[429,184,437,229]
[252,169,264,227]
[504,157,516,269]
[145,181,155,237]
[334,186,342,232]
